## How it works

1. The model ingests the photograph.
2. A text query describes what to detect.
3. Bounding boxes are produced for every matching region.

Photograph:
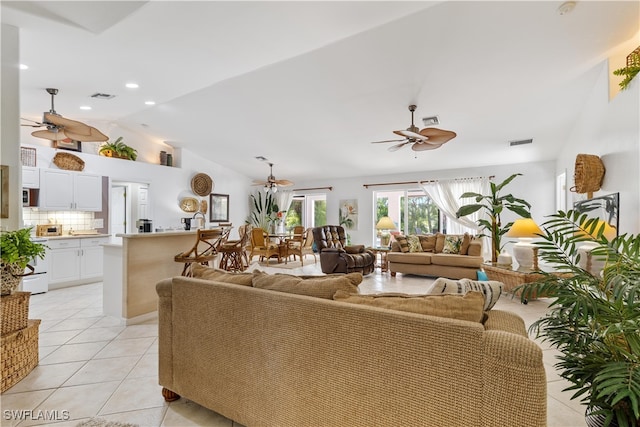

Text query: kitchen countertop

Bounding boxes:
[116,230,196,239]
[39,233,111,240]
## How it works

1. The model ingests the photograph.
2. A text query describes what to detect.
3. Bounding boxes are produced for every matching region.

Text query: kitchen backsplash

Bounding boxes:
[23,209,97,233]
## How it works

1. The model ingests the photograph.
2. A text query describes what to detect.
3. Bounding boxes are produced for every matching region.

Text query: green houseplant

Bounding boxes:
[455,173,532,263]
[1,227,47,295]
[613,49,640,91]
[99,137,138,161]
[517,210,640,427]
[248,191,279,232]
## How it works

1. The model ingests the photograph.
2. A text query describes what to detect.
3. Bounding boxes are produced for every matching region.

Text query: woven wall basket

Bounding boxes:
[53,152,85,171]
[572,154,605,196]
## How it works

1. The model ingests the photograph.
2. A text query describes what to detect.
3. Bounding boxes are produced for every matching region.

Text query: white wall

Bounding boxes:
[557,60,640,234]
[293,160,556,248]
[22,144,252,239]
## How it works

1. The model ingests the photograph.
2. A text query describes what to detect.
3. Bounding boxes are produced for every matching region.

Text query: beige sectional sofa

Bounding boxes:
[156,266,546,427]
[388,232,484,279]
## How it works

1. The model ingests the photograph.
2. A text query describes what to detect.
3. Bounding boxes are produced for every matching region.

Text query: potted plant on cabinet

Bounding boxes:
[613,48,640,91]
[517,210,640,427]
[1,228,47,295]
[455,173,532,263]
[99,137,138,161]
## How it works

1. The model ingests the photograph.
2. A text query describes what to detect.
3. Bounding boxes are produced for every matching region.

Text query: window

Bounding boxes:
[374,190,441,241]
[284,194,326,230]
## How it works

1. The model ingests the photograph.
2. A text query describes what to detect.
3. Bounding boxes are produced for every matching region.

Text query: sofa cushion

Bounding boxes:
[406,235,423,252]
[419,234,437,252]
[333,290,485,323]
[387,252,432,265]
[191,263,253,286]
[427,277,503,311]
[435,233,445,253]
[430,253,483,268]
[467,241,482,257]
[442,235,463,254]
[394,235,410,253]
[459,233,471,255]
[252,271,361,299]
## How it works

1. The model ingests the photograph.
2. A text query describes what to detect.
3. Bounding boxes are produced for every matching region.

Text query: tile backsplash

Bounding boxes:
[23,209,95,234]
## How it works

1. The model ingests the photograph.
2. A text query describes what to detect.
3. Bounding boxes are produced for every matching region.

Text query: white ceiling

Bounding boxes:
[3,1,639,183]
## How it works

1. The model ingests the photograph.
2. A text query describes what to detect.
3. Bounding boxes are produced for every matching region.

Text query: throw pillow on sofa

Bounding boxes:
[333,290,485,323]
[191,263,253,286]
[427,277,503,311]
[419,234,437,252]
[406,235,423,252]
[394,235,410,253]
[252,270,361,299]
[442,236,462,254]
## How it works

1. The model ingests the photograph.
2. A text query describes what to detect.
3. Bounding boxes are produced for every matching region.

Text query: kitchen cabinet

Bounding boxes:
[48,237,109,287]
[22,167,40,188]
[39,169,102,211]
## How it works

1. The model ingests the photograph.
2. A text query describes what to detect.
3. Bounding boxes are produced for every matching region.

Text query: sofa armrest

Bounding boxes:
[481,330,546,426]
[156,278,174,389]
[344,245,364,254]
[484,310,528,337]
[467,241,482,257]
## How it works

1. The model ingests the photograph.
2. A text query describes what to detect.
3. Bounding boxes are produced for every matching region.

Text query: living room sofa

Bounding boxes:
[388,232,484,279]
[156,266,546,427]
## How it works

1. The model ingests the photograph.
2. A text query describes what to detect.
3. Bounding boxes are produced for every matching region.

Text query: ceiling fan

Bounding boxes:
[21,88,108,142]
[370,104,456,152]
[252,162,294,193]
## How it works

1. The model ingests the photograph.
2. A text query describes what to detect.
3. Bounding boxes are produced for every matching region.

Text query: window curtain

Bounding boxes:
[276,190,294,213]
[420,177,491,260]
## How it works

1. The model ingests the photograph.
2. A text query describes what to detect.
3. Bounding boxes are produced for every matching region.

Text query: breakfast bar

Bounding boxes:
[103,230,197,324]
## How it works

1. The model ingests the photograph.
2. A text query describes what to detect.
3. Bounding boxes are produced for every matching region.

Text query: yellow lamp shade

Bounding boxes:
[376,216,396,230]
[577,219,617,241]
[506,218,542,238]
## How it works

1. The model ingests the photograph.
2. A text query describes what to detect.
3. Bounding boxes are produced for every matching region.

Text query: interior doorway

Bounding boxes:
[110,181,150,235]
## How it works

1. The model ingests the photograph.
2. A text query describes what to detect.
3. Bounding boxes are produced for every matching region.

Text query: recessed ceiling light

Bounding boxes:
[80,106,92,110]
[19,64,29,70]
[125,83,139,89]
[145,101,155,105]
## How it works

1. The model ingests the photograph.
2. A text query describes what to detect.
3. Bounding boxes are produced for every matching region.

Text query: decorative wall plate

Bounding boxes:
[191,173,213,196]
[180,197,199,213]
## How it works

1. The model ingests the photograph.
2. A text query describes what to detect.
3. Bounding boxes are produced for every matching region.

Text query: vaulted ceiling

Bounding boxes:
[3,1,639,182]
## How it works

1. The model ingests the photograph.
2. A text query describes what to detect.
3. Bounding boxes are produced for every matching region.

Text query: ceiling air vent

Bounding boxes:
[509,138,533,147]
[422,116,440,126]
[90,93,115,100]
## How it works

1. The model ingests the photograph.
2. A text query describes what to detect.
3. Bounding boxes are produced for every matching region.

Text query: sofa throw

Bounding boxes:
[427,277,503,311]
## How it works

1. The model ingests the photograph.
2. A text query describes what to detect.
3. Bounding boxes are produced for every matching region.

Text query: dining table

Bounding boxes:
[268,232,293,263]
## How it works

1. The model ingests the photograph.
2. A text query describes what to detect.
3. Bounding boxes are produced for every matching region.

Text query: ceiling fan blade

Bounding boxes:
[394,129,427,140]
[411,141,444,151]
[274,179,294,186]
[388,141,411,152]
[21,118,44,127]
[419,128,457,145]
[63,126,108,142]
[371,138,406,144]
[31,129,68,141]
[44,112,93,135]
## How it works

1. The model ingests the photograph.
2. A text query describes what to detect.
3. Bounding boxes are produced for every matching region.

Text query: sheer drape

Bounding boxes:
[276,191,294,213]
[420,177,491,260]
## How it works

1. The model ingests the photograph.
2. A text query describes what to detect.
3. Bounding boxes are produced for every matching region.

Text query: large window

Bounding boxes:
[285,194,326,230]
[374,190,441,240]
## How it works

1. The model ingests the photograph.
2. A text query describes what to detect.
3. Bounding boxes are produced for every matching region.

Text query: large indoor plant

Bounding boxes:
[99,136,138,161]
[1,227,47,295]
[518,210,640,427]
[455,173,532,263]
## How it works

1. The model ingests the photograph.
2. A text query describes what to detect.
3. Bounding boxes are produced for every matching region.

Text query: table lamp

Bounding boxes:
[576,219,617,275]
[505,218,542,272]
[376,216,396,247]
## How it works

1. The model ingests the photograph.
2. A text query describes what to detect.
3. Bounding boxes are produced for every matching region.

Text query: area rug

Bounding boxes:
[76,418,138,427]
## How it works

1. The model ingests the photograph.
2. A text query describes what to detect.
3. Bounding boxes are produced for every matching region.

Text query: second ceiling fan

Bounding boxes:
[371,105,456,152]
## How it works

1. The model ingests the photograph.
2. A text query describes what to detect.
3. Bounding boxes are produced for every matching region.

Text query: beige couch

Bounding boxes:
[388,233,484,279]
[156,267,546,427]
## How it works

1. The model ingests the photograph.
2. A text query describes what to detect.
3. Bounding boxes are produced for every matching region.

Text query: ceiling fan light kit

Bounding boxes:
[252,162,293,193]
[371,104,456,152]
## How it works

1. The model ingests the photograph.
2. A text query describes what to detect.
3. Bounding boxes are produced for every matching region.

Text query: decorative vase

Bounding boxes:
[1,263,24,296]
[276,222,285,234]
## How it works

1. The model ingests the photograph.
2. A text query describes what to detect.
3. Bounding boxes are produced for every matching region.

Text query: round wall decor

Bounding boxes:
[191,173,213,196]
[180,197,199,213]
[572,154,605,197]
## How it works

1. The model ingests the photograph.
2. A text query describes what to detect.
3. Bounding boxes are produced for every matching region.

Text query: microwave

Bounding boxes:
[22,188,38,207]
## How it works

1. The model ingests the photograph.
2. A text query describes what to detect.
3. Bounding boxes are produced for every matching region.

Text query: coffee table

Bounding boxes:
[482,263,548,302]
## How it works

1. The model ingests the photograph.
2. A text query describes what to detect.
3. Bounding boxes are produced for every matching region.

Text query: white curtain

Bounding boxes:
[276,190,294,213]
[420,177,491,260]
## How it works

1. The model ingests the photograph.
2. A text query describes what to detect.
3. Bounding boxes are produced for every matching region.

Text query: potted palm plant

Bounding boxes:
[517,210,640,427]
[1,228,47,295]
[455,173,532,263]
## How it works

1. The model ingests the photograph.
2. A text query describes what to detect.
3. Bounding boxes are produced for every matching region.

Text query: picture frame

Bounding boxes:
[209,193,229,222]
[53,139,82,152]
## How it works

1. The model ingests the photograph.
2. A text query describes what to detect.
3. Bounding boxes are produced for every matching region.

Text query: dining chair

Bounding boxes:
[218,224,251,272]
[249,228,281,264]
[285,227,316,265]
[174,228,228,276]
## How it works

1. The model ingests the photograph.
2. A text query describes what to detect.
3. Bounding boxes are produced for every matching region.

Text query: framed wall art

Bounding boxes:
[339,199,358,230]
[209,193,229,223]
[54,139,82,152]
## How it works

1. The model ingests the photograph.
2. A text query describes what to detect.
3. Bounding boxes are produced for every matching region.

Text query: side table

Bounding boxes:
[482,263,547,302]
[367,247,391,273]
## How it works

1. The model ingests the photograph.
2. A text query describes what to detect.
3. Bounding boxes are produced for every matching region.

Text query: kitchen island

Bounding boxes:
[103,230,198,324]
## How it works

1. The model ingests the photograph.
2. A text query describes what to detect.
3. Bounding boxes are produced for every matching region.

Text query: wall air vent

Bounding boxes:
[509,138,533,146]
[90,93,115,99]
[422,116,440,126]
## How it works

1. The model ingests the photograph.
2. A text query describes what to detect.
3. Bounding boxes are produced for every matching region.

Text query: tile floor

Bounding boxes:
[1,260,588,426]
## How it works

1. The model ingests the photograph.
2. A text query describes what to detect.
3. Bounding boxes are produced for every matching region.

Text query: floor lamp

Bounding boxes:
[506,218,542,272]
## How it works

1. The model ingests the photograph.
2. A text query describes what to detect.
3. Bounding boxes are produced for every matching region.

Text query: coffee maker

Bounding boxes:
[181,218,192,230]
[137,219,152,233]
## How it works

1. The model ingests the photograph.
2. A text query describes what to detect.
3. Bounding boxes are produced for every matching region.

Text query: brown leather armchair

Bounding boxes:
[312,225,375,275]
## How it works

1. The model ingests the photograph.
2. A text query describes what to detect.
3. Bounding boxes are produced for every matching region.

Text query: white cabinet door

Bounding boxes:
[39,169,102,211]
[48,245,81,284]
[80,237,108,280]
[22,167,40,188]
[74,174,102,211]
[40,169,74,210]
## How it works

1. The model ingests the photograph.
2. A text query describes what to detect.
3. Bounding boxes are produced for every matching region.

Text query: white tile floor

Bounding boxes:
[1,260,588,426]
